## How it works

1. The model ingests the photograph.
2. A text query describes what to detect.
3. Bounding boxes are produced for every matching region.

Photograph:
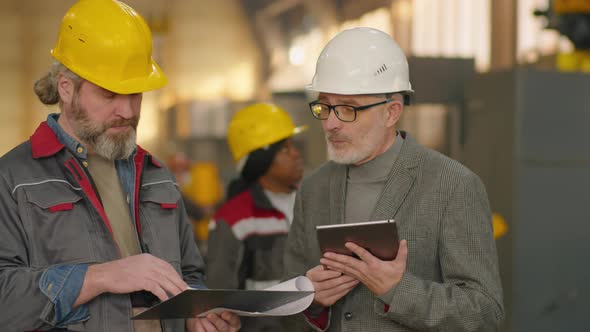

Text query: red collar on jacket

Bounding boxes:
[29,121,162,167]
[30,122,65,158]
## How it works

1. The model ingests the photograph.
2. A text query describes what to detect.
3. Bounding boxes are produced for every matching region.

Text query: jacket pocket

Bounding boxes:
[139,180,182,263]
[20,181,94,267]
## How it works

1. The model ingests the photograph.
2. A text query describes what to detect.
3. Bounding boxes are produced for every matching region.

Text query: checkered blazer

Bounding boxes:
[283,132,504,331]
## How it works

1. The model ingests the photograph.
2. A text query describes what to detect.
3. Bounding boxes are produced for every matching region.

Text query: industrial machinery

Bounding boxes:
[535,0,590,71]
[463,68,590,332]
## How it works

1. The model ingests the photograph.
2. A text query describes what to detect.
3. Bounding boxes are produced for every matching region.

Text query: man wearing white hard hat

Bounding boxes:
[283,27,504,331]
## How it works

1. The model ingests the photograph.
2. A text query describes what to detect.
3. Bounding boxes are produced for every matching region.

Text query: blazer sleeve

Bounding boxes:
[378,172,505,331]
[283,187,309,281]
[282,187,332,332]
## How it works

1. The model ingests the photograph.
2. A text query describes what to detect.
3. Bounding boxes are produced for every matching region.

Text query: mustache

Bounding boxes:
[107,118,139,129]
[325,133,350,143]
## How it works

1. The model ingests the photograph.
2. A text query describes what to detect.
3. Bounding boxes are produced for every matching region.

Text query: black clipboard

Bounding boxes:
[132,288,313,320]
[316,219,399,260]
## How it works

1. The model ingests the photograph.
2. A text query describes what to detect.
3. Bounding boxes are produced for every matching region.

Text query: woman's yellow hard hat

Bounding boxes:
[227,103,307,162]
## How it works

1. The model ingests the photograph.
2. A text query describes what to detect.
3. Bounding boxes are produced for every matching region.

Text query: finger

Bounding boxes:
[308,265,324,273]
[321,280,359,304]
[339,274,358,284]
[345,242,379,263]
[325,283,357,301]
[144,281,169,302]
[146,254,187,283]
[221,312,241,329]
[185,318,200,332]
[207,313,230,331]
[328,274,357,286]
[323,251,364,267]
[316,269,343,280]
[152,258,190,291]
[132,255,186,297]
[199,316,218,332]
[316,278,359,298]
[396,239,408,263]
[332,277,359,290]
[194,318,206,332]
[319,257,364,279]
[147,269,187,297]
[320,279,359,298]
[307,265,342,281]
[312,274,355,292]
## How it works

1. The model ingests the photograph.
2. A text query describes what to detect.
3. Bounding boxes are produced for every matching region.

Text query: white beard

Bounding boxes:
[325,122,387,165]
[91,130,137,160]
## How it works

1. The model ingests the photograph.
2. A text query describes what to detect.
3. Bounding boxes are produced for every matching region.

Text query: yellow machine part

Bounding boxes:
[554,0,590,14]
[194,219,210,243]
[185,162,223,207]
[492,213,508,240]
[557,51,590,72]
[183,162,224,242]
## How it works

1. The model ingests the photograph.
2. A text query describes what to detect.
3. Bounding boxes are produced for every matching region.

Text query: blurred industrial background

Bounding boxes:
[0,0,588,330]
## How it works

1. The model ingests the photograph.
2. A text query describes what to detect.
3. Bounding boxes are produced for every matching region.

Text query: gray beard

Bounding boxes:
[70,97,138,161]
[85,129,137,160]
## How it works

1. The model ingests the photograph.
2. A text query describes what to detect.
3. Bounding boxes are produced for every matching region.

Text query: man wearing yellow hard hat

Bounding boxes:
[0,1,239,331]
[207,103,306,331]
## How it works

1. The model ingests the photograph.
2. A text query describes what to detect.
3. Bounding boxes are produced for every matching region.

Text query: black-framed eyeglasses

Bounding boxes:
[309,99,393,122]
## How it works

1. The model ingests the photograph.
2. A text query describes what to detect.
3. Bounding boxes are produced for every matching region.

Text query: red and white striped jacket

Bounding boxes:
[206,185,289,291]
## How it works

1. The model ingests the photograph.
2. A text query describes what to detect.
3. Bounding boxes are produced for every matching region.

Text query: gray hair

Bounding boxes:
[33,62,82,105]
[381,92,409,105]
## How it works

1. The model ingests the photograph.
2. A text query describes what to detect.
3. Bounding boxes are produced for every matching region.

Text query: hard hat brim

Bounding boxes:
[52,50,168,94]
[106,60,168,94]
[231,124,308,162]
[306,84,414,96]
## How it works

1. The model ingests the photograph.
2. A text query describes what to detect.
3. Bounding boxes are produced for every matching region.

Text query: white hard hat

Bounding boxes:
[307,27,413,97]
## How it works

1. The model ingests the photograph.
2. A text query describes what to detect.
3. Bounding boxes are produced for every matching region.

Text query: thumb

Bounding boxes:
[396,239,408,263]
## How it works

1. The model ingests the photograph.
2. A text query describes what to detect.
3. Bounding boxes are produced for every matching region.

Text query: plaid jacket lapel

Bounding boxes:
[370,134,421,223]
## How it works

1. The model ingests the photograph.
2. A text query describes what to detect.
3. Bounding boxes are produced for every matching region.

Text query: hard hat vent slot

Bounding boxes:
[374,64,388,76]
[78,39,86,43]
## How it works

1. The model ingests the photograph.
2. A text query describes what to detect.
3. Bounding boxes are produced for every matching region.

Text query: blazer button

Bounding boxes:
[344,312,353,320]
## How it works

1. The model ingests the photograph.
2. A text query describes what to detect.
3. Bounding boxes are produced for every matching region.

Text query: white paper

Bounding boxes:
[197,276,315,317]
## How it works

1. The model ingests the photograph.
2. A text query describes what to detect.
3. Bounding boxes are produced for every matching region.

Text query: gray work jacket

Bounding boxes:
[0,122,206,331]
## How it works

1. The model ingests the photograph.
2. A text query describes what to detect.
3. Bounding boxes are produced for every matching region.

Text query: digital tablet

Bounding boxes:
[316,219,399,261]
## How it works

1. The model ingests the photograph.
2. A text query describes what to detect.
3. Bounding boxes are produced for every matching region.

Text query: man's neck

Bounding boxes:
[56,112,78,142]
[352,131,397,166]
[56,112,97,155]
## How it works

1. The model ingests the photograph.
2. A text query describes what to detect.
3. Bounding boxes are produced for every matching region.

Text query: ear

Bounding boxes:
[57,74,75,105]
[384,100,403,128]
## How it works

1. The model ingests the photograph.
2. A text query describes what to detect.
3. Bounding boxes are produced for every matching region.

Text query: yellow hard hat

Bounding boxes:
[227,103,307,162]
[51,0,167,94]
